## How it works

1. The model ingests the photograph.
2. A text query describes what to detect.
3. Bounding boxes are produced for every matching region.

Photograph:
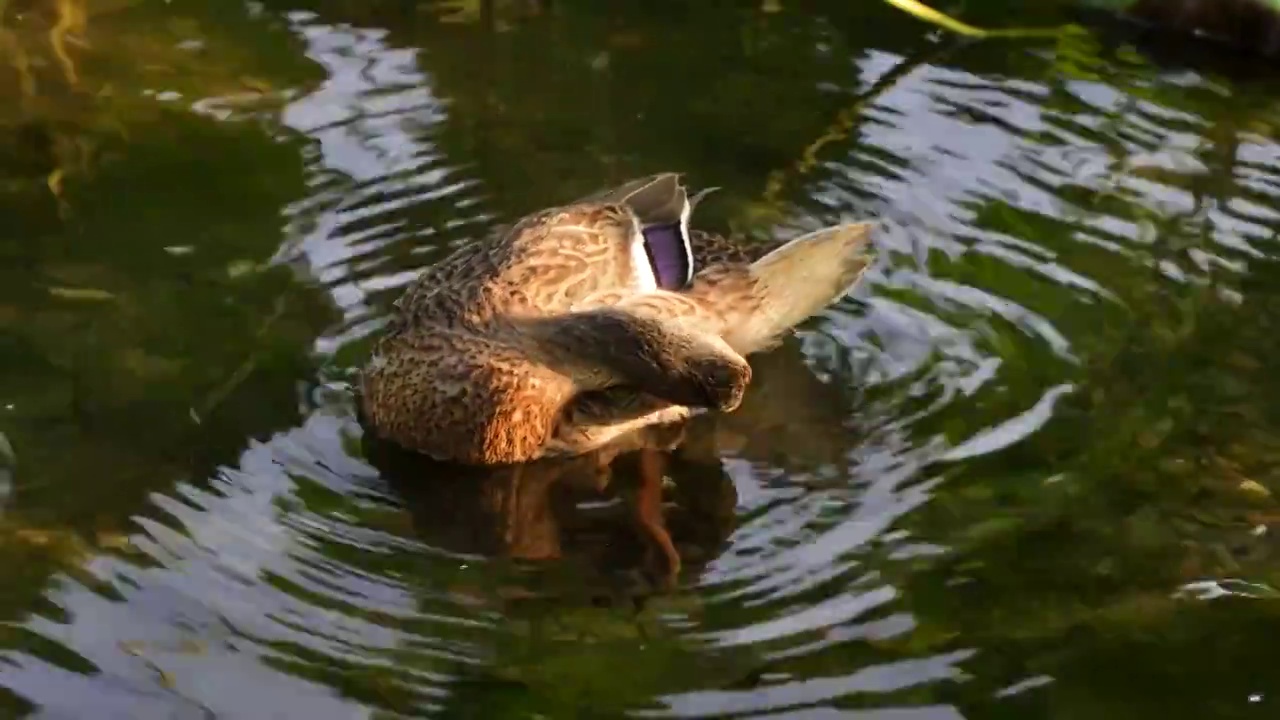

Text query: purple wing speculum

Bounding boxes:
[641,222,692,290]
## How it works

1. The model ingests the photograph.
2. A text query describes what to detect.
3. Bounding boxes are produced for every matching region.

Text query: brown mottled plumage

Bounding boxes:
[359,173,875,466]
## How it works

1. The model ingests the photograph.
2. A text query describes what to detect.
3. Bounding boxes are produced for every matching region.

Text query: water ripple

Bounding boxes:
[9,2,1280,718]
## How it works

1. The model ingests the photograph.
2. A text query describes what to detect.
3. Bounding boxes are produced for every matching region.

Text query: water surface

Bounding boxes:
[4,1,1280,717]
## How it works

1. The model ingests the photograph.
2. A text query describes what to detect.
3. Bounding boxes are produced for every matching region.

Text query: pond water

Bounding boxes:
[5,0,1280,717]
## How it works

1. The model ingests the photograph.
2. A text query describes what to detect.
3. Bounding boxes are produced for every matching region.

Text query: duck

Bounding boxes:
[358,172,874,466]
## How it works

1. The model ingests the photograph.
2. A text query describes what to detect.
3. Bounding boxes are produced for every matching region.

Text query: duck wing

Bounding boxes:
[574,173,696,290]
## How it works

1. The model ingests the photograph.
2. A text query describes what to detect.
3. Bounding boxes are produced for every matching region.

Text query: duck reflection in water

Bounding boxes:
[367,419,728,593]
[364,334,854,596]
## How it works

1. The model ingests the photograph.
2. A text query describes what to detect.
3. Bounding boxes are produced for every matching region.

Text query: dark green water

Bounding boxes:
[5,0,1280,717]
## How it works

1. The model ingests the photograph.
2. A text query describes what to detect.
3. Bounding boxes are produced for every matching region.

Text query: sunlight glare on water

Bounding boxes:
[4,1,1280,718]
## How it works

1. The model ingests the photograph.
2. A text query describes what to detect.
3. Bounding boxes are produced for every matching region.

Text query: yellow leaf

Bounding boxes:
[47,286,115,301]
[1239,480,1272,498]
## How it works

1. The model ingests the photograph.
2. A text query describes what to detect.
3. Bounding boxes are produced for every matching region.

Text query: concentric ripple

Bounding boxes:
[7,2,1280,719]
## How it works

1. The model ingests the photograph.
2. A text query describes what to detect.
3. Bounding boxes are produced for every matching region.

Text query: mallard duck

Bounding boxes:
[358,173,874,466]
